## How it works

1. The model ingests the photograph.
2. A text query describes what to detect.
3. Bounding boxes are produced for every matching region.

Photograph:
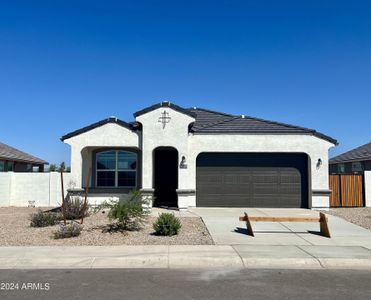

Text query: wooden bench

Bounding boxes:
[239,212,331,238]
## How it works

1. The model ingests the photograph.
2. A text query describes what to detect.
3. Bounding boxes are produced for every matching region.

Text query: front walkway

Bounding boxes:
[189,208,371,248]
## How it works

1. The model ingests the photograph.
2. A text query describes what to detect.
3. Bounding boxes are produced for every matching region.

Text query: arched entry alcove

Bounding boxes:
[153,147,178,208]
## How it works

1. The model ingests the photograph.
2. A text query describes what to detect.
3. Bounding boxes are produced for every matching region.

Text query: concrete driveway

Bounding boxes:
[189,208,371,247]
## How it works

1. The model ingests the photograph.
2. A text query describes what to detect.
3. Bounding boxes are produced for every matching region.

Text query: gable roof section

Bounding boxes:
[60,102,337,145]
[61,117,136,141]
[0,142,47,165]
[330,142,371,164]
[188,108,337,145]
[134,101,197,118]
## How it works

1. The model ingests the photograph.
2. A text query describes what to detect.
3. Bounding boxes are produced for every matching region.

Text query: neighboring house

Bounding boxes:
[0,142,47,172]
[329,142,371,175]
[61,101,337,210]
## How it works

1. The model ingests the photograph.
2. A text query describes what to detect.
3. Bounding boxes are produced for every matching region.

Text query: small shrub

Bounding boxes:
[94,190,148,230]
[63,196,89,220]
[30,210,61,227]
[54,222,82,239]
[153,213,182,236]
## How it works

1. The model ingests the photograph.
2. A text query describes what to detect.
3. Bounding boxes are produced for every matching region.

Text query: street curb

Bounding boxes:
[1,245,371,270]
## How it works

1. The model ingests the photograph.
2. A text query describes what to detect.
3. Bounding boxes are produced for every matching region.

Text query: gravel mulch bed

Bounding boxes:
[0,207,214,246]
[325,207,371,231]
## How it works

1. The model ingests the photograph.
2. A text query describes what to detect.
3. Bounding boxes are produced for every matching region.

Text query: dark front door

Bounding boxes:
[196,153,308,208]
[153,147,178,207]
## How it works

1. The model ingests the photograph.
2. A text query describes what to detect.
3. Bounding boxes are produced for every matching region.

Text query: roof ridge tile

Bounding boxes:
[188,107,236,117]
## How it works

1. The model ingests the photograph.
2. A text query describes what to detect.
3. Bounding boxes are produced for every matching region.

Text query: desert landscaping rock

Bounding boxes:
[0,207,214,246]
[325,208,371,231]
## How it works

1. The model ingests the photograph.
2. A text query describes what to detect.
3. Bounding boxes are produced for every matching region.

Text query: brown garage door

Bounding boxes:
[196,153,308,208]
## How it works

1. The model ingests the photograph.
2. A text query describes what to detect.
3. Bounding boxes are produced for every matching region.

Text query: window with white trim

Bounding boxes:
[96,150,137,187]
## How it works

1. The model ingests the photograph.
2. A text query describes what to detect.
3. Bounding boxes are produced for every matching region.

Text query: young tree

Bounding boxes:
[58,162,66,172]
[49,164,57,172]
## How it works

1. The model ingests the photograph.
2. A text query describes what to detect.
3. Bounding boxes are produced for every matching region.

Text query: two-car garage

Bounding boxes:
[196,153,309,208]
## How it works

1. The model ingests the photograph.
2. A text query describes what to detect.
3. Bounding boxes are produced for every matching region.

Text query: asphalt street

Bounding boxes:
[0,268,370,300]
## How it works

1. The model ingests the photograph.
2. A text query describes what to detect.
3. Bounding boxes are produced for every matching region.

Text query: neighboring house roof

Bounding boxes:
[330,142,371,164]
[61,101,337,145]
[0,142,48,165]
[134,101,197,118]
[61,117,136,141]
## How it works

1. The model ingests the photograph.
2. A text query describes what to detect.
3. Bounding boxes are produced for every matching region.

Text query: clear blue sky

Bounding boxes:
[1,0,370,165]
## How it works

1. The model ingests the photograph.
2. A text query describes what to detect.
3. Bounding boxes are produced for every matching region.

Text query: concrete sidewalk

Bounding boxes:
[1,245,371,270]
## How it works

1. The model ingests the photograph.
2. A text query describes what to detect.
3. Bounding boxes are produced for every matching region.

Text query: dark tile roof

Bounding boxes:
[188,108,337,144]
[61,117,137,141]
[188,107,235,130]
[330,142,371,164]
[134,101,197,118]
[0,142,47,165]
[60,102,337,145]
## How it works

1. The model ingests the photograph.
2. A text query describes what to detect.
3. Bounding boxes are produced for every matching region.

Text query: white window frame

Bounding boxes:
[96,150,137,188]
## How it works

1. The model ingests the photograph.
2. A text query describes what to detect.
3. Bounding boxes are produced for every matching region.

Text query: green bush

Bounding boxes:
[153,213,182,236]
[30,210,61,227]
[94,190,148,230]
[54,222,82,239]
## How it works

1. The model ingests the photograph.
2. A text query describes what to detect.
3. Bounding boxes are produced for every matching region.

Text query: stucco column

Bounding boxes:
[70,146,83,188]
[139,144,154,208]
[141,147,153,189]
[176,152,196,209]
[81,148,92,188]
[309,150,331,209]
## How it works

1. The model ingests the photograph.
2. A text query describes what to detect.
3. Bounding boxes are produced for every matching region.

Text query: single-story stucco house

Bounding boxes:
[61,101,337,210]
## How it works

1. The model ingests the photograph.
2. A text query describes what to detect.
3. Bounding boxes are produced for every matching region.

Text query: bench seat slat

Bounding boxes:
[239,216,320,222]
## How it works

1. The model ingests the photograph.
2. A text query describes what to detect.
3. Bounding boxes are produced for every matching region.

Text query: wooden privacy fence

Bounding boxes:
[329,175,364,207]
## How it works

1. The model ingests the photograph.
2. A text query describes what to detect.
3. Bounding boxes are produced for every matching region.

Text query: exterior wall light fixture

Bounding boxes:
[316,158,322,169]
[180,156,187,169]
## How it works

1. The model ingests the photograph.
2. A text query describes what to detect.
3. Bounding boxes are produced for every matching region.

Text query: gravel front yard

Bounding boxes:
[326,208,371,231]
[0,207,214,246]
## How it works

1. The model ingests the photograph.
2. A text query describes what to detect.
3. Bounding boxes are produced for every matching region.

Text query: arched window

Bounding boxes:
[96,150,137,187]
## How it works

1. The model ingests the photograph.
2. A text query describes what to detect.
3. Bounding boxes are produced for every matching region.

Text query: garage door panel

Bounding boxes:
[200,194,251,207]
[196,153,308,208]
